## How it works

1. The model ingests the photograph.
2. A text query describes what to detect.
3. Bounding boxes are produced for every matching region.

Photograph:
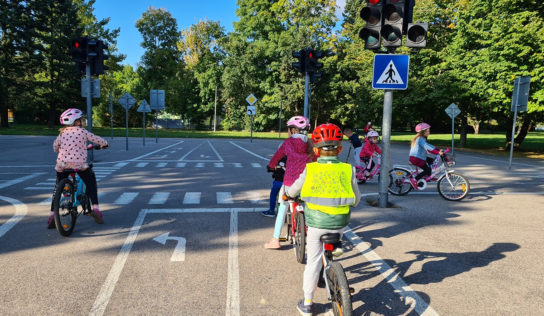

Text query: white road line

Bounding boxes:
[233,163,242,168]
[228,141,269,161]
[226,209,240,316]
[136,162,149,168]
[35,182,55,186]
[469,155,535,167]
[214,163,224,168]
[218,192,234,204]
[207,140,224,162]
[247,191,264,204]
[156,163,167,167]
[183,192,201,204]
[0,196,28,238]
[344,228,440,316]
[251,163,262,168]
[179,142,204,161]
[0,172,45,190]
[196,162,205,168]
[114,162,128,168]
[129,141,184,161]
[113,192,139,205]
[177,163,186,168]
[148,192,170,205]
[24,187,51,190]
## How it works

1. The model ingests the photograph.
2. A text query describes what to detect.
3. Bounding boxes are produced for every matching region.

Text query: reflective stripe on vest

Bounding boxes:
[300,162,355,215]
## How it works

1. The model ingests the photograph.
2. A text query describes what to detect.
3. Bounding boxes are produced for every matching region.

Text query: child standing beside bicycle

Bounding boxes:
[263,115,313,249]
[343,127,362,167]
[359,130,382,178]
[284,123,360,316]
[48,108,108,228]
[409,122,443,190]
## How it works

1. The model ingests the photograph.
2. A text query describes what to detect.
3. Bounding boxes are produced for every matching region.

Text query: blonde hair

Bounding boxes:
[411,131,427,147]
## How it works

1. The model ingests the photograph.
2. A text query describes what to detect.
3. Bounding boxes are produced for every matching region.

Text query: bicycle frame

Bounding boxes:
[356,154,381,181]
[288,200,306,237]
[397,153,453,189]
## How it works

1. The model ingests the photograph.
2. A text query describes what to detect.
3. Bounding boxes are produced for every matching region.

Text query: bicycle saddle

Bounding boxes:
[320,233,341,244]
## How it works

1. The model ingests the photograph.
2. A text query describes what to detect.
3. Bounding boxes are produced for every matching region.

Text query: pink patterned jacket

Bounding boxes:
[268,135,312,187]
[53,127,108,172]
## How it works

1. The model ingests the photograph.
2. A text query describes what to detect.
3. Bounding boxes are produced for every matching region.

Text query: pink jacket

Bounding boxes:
[360,137,382,158]
[268,135,311,186]
[53,127,108,172]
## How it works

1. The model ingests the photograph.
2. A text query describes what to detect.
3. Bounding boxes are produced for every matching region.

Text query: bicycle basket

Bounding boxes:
[444,152,456,166]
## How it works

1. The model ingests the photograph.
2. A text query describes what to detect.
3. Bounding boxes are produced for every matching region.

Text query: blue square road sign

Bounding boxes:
[372,54,410,90]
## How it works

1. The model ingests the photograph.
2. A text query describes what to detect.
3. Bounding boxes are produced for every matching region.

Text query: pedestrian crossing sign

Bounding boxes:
[372,54,410,90]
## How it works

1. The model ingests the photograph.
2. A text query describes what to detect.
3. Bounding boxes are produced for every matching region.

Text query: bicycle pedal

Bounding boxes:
[349,287,355,294]
[279,237,288,242]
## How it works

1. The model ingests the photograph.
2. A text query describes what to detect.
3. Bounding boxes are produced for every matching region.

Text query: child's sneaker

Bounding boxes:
[296,299,312,316]
[261,210,275,218]
[89,208,104,224]
[263,238,280,249]
[47,212,56,229]
[364,170,371,177]
[409,177,419,190]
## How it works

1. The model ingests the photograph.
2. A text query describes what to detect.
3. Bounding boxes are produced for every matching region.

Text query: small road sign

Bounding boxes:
[150,90,165,111]
[247,106,256,115]
[81,78,101,98]
[246,94,258,105]
[445,103,461,119]
[511,76,530,112]
[137,100,151,113]
[372,54,410,90]
[118,92,136,110]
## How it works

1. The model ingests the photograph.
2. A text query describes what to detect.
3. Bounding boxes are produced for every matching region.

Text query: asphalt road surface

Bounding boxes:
[1,135,543,315]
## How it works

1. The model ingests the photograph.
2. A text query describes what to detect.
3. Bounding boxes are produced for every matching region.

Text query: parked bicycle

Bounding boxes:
[319,233,354,316]
[279,196,306,264]
[355,154,381,184]
[51,144,107,236]
[388,148,470,201]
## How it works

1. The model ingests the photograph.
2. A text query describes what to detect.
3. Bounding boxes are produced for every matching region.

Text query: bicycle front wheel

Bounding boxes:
[295,212,306,264]
[52,178,77,236]
[327,262,353,316]
[437,172,470,201]
[388,168,412,196]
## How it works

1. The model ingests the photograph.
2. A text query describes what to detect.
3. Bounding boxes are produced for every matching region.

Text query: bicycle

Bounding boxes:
[51,144,107,236]
[320,233,354,316]
[279,196,306,264]
[388,148,470,201]
[355,154,381,184]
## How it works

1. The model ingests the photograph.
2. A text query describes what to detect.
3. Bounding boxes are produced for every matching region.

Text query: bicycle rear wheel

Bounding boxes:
[388,168,412,196]
[437,172,470,201]
[52,178,77,236]
[295,212,306,264]
[327,262,353,316]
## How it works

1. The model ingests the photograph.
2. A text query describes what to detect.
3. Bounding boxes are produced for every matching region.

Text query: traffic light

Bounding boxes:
[359,0,383,50]
[381,0,406,48]
[292,49,306,74]
[306,50,324,82]
[92,40,109,75]
[406,22,428,48]
[71,37,88,75]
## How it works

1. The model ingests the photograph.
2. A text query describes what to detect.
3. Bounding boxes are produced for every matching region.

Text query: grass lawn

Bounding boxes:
[2,124,543,159]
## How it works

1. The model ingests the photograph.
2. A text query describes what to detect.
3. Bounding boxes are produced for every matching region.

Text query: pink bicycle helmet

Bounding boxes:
[415,122,431,133]
[287,115,310,130]
[60,108,84,125]
[367,131,379,137]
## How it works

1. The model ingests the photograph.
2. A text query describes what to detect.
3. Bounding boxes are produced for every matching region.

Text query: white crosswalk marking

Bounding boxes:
[251,163,262,168]
[114,162,128,168]
[136,162,149,168]
[217,192,234,204]
[233,163,242,168]
[214,163,224,168]
[149,192,170,204]
[183,192,201,204]
[177,163,186,168]
[156,163,167,167]
[113,192,139,205]
[246,191,265,204]
[196,163,204,168]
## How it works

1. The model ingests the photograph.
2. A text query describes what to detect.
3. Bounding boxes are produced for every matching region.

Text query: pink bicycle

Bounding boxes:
[355,154,381,184]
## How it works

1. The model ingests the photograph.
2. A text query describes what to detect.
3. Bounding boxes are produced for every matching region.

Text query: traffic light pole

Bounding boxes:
[378,89,393,208]
[304,72,310,119]
[86,64,93,162]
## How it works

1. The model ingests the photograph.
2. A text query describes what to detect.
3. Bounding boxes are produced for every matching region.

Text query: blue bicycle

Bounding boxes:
[51,144,106,236]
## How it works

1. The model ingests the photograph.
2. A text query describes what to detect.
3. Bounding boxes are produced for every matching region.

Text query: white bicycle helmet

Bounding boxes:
[287,115,310,130]
[60,108,84,125]
[367,131,379,137]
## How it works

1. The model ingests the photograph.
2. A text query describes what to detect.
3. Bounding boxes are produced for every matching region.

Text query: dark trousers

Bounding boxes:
[56,169,99,205]
[415,157,434,180]
[269,180,283,212]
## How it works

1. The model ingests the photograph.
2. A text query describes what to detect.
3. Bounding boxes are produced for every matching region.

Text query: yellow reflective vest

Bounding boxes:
[300,162,355,215]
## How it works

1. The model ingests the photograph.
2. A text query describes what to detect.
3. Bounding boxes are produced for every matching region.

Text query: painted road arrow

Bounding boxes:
[153,232,186,262]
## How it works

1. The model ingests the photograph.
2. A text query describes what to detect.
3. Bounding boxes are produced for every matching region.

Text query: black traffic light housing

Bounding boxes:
[292,50,306,74]
[359,0,383,50]
[71,37,88,75]
[306,50,324,82]
[92,40,109,75]
[406,22,427,48]
[381,0,406,48]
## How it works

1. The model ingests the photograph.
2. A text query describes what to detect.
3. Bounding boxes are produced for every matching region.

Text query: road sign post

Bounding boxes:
[118,92,136,151]
[509,76,531,169]
[246,94,257,143]
[445,103,461,155]
[150,90,165,143]
[137,100,152,146]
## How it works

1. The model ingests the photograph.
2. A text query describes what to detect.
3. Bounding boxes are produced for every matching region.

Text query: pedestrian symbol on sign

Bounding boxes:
[377,61,403,85]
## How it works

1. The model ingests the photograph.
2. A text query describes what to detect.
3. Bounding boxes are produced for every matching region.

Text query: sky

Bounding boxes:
[93,0,346,67]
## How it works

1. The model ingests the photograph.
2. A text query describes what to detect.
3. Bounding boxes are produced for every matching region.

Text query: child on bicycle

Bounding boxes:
[343,127,363,167]
[359,130,382,177]
[283,123,360,316]
[409,122,443,189]
[261,156,287,217]
[263,115,313,249]
[48,108,108,228]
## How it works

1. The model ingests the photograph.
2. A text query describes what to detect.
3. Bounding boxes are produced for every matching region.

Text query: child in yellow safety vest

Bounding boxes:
[284,123,360,316]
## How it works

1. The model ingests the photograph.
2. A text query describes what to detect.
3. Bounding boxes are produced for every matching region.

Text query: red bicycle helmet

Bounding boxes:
[312,123,344,148]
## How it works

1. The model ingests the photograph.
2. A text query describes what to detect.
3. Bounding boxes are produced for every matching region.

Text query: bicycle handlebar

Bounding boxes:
[87,144,109,150]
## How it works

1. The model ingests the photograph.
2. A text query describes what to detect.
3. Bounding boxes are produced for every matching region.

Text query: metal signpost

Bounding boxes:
[246,94,258,143]
[137,100,152,146]
[445,103,461,155]
[372,54,410,208]
[509,76,531,169]
[81,70,101,161]
[150,90,165,143]
[118,92,136,151]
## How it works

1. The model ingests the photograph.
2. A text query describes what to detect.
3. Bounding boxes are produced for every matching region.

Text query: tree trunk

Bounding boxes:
[0,80,9,128]
[514,119,532,148]
[459,114,467,148]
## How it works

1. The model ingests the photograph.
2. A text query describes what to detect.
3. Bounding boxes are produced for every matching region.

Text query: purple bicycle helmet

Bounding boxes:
[415,122,431,133]
[60,108,84,125]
